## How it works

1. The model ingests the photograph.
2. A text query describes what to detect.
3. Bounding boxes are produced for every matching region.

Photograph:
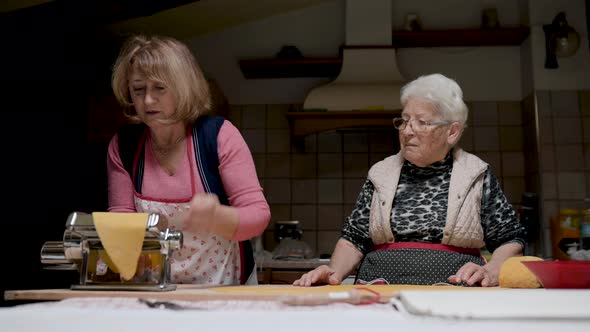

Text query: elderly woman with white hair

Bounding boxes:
[294,73,525,287]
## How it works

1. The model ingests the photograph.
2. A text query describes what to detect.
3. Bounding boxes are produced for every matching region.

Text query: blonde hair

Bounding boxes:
[111,34,211,123]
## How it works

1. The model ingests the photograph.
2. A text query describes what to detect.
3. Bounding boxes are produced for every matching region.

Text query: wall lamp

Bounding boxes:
[543,12,581,69]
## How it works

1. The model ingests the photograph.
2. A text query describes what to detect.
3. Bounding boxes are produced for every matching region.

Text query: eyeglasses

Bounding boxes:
[392,117,450,131]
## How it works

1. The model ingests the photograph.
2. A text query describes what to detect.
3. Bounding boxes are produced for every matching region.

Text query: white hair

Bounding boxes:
[400,73,468,126]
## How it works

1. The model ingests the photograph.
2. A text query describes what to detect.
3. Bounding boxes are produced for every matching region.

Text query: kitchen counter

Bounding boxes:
[255,257,330,284]
[256,257,329,269]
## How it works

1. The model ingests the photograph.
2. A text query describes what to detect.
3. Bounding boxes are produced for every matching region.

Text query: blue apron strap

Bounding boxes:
[192,115,255,285]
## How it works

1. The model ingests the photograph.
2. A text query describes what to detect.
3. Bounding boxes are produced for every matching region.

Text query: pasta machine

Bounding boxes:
[40,211,183,291]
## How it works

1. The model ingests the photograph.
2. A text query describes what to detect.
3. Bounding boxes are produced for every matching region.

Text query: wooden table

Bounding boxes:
[4,284,471,302]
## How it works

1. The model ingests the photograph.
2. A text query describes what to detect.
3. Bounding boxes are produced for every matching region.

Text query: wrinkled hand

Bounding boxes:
[448,262,498,287]
[293,265,342,287]
[180,193,220,233]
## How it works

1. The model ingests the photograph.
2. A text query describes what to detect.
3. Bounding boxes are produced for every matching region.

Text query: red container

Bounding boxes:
[522,260,590,289]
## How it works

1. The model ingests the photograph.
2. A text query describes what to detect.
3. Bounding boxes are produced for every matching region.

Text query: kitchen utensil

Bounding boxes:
[522,260,590,288]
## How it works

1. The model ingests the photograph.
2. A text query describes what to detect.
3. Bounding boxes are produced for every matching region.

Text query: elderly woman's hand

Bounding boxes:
[293,265,342,287]
[448,262,498,287]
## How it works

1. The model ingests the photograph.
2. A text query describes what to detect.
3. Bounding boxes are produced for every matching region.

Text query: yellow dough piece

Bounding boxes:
[93,212,148,280]
[498,256,544,288]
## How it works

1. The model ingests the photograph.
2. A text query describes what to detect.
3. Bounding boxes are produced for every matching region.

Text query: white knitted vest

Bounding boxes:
[367,147,487,248]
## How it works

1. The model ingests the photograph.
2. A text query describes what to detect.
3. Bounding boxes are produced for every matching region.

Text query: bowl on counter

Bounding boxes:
[522,260,590,288]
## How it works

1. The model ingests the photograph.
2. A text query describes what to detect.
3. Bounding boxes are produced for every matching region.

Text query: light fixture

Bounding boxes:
[543,12,581,69]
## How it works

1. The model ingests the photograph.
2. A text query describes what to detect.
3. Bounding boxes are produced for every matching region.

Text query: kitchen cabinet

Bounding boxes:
[286,110,400,138]
[238,27,530,79]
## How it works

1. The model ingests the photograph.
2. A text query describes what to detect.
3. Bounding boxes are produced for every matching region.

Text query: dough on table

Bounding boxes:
[498,256,544,288]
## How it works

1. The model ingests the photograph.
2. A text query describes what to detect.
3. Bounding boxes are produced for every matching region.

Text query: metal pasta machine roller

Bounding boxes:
[41,211,182,291]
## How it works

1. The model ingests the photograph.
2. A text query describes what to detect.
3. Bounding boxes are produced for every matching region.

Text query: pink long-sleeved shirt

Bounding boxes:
[106,120,270,241]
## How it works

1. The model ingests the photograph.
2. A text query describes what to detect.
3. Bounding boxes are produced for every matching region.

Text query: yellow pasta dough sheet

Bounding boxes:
[92,212,148,280]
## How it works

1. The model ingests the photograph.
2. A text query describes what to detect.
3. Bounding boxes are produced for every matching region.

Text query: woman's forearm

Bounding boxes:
[484,241,523,275]
[328,238,364,281]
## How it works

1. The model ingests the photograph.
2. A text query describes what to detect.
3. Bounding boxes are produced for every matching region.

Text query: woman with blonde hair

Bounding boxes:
[108,35,270,285]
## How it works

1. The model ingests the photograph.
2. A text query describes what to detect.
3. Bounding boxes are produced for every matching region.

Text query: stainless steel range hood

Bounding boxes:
[303,0,405,111]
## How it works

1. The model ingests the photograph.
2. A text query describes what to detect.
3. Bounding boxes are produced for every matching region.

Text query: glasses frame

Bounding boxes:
[392,117,451,131]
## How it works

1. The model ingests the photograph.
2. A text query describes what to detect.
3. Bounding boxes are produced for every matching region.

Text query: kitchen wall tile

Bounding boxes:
[301,232,318,256]
[369,130,398,153]
[266,104,290,129]
[473,127,500,151]
[553,118,582,144]
[266,129,290,153]
[498,101,522,126]
[556,172,586,200]
[502,152,525,176]
[317,231,341,256]
[541,145,555,172]
[344,178,367,204]
[242,129,266,153]
[343,153,369,178]
[265,179,291,204]
[318,131,342,153]
[580,90,590,117]
[252,153,266,178]
[499,126,524,151]
[291,153,317,178]
[502,177,525,204]
[291,179,317,204]
[476,152,502,177]
[265,153,290,178]
[302,134,317,153]
[241,104,266,128]
[268,204,292,228]
[550,91,579,117]
[555,144,585,171]
[228,105,242,128]
[585,145,590,169]
[318,179,342,204]
[542,172,557,199]
[539,117,554,144]
[370,153,391,166]
[318,153,343,178]
[472,101,498,126]
[291,204,317,231]
[459,126,474,151]
[343,132,369,153]
[465,102,474,127]
[536,91,551,118]
[318,205,344,231]
[583,118,590,143]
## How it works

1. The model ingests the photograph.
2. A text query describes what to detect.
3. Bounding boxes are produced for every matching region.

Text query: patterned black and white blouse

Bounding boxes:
[341,152,526,255]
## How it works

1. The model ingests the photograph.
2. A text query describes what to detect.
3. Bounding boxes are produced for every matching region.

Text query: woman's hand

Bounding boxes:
[181,193,221,233]
[180,193,239,239]
[448,262,498,287]
[293,265,342,287]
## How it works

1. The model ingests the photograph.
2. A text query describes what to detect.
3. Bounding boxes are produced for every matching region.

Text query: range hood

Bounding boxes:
[303,0,405,112]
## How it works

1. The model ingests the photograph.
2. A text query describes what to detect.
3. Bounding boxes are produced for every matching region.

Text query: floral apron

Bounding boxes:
[355,242,486,286]
[134,196,241,285]
[133,136,242,285]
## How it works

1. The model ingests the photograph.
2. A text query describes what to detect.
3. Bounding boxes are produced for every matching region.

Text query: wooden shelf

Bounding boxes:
[391,27,530,47]
[238,27,530,79]
[287,110,400,137]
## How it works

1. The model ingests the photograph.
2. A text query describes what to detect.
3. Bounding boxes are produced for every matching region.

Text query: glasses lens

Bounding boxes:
[393,118,406,130]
